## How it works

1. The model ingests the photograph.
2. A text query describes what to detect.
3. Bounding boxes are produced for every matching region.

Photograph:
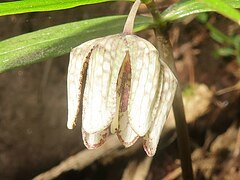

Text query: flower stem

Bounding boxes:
[143,0,194,179]
[141,0,166,28]
[156,26,194,180]
[123,0,141,34]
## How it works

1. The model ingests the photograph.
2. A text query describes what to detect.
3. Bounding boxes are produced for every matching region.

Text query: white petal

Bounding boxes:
[67,38,100,129]
[82,128,109,149]
[117,111,139,147]
[115,52,139,147]
[143,62,177,156]
[82,34,127,134]
[126,35,161,136]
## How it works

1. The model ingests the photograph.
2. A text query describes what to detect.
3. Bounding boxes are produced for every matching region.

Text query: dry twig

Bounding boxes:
[33,136,122,180]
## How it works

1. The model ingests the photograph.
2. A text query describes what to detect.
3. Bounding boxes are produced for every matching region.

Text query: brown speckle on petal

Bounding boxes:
[116,52,139,146]
[119,52,131,113]
[82,128,109,149]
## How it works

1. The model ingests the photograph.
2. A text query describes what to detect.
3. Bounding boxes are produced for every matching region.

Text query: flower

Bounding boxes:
[67,34,177,156]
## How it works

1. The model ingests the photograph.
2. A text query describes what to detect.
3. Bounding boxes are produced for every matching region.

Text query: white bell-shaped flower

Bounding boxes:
[67,33,177,156]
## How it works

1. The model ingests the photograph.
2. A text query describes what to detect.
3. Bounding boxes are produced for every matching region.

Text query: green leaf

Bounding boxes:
[161,0,240,21]
[196,12,209,23]
[0,15,152,72]
[233,35,240,49]
[0,0,133,16]
[215,47,235,56]
[199,0,240,24]
[206,23,233,45]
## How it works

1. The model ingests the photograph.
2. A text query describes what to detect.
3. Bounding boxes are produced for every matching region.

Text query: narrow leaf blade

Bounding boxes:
[162,0,240,21]
[0,0,132,16]
[199,0,240,24]
[0,15,152,72]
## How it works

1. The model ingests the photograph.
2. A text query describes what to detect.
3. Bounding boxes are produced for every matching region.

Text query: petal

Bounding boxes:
[82,34,127,134]
[117,111,139,147]
[82,128,109,149]
[67,38,100,129]
[143,62,177,156]
[115,52,139,147]
[126,35,161,136]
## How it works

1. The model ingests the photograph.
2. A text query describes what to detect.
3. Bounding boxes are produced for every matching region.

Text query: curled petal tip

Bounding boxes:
[67,113,77,129]
[82,128,109,149]
[143,142,155,157]
[67,126,73,130]
[117,133,139,148]
[67,121,75,129]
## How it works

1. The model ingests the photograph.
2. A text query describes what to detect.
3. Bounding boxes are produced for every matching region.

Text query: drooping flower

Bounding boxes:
[67,33,177,156]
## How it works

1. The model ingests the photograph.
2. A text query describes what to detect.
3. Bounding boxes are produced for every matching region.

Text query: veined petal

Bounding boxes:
[115,52,139,147]
[117,111,139,147]
[143,62,177,156]
[126,35,161,136]
[82,34,127,134]
[82,128,109,149]
[67,38,100,129]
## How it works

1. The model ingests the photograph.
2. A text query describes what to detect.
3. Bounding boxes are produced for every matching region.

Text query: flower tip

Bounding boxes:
[67,125,73,130]
[143,144,155,157]
[82,128,109,149]
[67,120,76,129]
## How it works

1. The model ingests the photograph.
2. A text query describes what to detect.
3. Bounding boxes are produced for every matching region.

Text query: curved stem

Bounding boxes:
[123,0,141,34]
[141,0,166,28]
